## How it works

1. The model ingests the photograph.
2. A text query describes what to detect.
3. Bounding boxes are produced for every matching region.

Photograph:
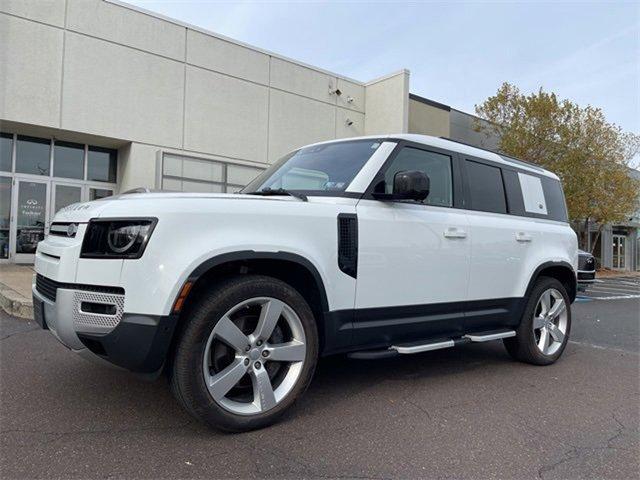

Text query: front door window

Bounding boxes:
[16,181,47,255]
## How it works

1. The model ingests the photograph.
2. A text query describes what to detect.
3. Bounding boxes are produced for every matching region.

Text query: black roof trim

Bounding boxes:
[409,94,451,112]
[438,136,545,173]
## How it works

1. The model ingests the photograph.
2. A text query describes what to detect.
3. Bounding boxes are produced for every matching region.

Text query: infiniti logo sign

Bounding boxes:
[26,199,38,205]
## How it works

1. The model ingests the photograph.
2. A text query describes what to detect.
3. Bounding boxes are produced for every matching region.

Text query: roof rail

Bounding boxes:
[121,187,152,194]
[438,136,545,172]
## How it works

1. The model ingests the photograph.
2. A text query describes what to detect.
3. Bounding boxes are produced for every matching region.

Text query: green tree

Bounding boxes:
[475,82,640,252]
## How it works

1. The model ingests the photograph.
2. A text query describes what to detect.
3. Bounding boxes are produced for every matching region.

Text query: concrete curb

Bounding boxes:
[0,284,33,319]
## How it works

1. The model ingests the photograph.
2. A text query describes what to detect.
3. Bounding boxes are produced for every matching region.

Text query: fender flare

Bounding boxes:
[524,260,577,303]
[182,250,330,313]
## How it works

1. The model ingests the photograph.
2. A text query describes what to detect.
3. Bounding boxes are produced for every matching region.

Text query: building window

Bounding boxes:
[16,136,50,176]
[161,153,264,193]
[53,141,84,179]
[0,133,12,172]
[90,188,114,201]
[88,146,117,183]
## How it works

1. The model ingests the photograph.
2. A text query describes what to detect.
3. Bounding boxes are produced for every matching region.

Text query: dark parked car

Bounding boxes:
[577,249,596,291]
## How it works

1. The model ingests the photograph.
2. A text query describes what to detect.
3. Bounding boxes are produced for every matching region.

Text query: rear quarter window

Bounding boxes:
[503,169,568,222]
[541,177,569,222]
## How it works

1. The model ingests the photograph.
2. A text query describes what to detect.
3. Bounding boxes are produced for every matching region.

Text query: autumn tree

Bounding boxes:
[475,82,640,252]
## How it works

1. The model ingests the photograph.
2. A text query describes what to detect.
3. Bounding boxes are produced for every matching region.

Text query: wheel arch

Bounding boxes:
[525,261,577,304]
[172,251,330,350]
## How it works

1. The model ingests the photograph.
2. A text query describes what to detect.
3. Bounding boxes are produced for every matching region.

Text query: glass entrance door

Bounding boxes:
[612,234,627,270]
[12,179,49,263]
[0,177,11,261]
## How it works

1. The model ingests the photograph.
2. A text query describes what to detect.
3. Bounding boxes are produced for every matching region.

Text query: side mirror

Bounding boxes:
[390,170,430,201]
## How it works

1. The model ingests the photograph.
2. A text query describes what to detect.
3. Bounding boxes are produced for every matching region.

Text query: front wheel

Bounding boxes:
[504,276,571,365]
[170,275,319,432]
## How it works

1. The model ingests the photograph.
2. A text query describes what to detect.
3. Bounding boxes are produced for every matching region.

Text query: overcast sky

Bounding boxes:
[127,0,639,136]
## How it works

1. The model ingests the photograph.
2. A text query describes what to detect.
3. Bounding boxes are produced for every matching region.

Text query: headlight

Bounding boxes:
[81,218,157,259]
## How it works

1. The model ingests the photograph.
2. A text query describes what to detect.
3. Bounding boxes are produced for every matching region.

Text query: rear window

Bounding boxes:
[465,160,507,214]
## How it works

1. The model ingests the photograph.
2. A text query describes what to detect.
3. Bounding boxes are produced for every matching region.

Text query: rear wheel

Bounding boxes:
[504,276,571,365]
[170,275,319,432]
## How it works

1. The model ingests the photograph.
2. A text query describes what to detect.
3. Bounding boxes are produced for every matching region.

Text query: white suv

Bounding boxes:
[33,134,578,431]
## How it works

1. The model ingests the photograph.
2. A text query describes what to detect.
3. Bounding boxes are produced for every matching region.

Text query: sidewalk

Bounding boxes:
[0,265,34,319]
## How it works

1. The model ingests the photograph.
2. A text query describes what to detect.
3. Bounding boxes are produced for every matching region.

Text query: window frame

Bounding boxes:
[460,154,569,223]
[363,140,465,209]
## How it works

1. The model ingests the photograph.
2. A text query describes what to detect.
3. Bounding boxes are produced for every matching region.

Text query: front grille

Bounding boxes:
[36,274,124,303]
[36,275,58,302]
[578,254,595,271]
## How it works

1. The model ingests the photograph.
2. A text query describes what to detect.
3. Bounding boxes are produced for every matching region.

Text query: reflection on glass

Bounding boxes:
[88,147,117,183]
[17,181,47,254]
[54,141,84,179]
[16,136,50,176]
[54,185,82,213]
[0,177,11,258]
[90,188,113,201]
[0,133,12,172]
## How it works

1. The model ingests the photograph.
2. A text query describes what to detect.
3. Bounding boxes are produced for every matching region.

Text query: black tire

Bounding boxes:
[504,276,571,365]
[170,274,319,432]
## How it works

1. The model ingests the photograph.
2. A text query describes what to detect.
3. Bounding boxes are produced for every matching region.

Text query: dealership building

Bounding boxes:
[1,0,638,270]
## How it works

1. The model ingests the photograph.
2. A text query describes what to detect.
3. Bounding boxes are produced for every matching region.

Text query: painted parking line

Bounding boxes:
[581,295,640,301]
[588,288,640,295]
[579,277,640,301]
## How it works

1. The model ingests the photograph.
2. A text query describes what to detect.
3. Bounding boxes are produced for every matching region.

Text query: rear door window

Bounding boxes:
[465,160,507,214]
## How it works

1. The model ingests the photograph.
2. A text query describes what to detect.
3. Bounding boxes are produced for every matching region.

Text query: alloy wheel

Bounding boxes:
[202,297,306,415]
[532,288,568,356]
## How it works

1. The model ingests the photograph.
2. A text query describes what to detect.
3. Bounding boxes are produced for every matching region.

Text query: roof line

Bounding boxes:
[365,69,411,86]
[409,93,451,112]
[105,0,368,85]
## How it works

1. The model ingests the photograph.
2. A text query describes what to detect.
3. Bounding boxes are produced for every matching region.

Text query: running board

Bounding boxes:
[463,329,516,342]
[348,329,516,359]
[390,340,455,354]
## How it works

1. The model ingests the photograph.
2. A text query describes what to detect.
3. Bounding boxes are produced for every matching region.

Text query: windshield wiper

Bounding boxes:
[247,188,308,202]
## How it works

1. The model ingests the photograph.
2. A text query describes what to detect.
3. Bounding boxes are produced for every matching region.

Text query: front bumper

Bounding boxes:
[577,270,596,283]
[33,275,178,374]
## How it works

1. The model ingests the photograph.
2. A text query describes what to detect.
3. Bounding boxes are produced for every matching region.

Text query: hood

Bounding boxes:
[52,192,301,223]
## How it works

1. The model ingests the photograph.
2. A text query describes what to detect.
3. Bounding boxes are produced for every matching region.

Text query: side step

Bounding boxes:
[347,329,516,359]
[463,329,516,342]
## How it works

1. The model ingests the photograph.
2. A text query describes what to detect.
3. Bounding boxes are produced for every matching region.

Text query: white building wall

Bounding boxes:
[0,0,408,192]
[364,71,410,136]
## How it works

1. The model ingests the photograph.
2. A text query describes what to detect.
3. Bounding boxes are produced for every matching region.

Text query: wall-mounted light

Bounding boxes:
[329,86,342,96]
[345,118,354,126]
[346,96,354,104]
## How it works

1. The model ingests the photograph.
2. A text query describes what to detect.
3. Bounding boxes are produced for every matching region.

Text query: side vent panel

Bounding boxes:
[337,214,358,278]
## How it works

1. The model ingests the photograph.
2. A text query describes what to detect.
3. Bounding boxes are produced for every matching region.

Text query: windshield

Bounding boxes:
[242,140,383,194]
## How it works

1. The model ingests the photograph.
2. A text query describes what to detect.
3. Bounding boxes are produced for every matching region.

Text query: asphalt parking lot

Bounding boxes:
[1,296,638,479]
[577,276,640,301]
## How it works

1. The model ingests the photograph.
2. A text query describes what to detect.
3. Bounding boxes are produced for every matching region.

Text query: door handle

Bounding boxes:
[444,228,467,239]
[516,232,533,242]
